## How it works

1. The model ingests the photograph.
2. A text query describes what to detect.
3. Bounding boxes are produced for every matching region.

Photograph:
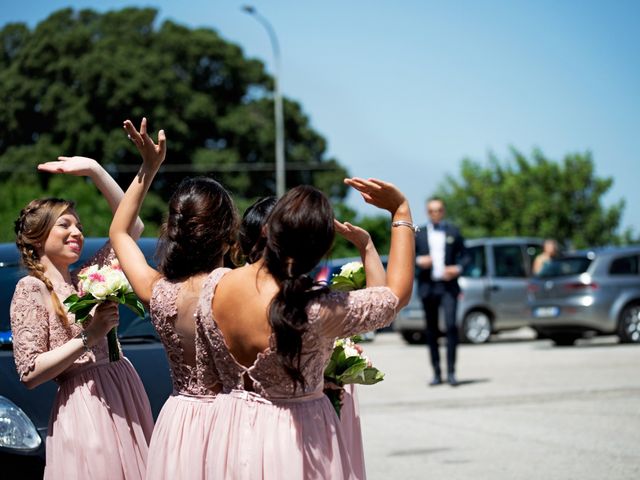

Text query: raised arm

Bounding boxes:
[344,178,415,308]
[109,118,166,303]
[37,156,144,239]
[333,220,385,287]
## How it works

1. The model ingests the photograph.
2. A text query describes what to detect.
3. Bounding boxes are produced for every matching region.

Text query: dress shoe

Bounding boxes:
[447,372,458,386]
[428,375,442,386]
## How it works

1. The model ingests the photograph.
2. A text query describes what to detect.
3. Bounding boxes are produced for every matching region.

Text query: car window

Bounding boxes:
[537,256,592,277]
[0,264,25,337]
[609,255,639,275]
[462,245,487,278]
[493,244,526,278]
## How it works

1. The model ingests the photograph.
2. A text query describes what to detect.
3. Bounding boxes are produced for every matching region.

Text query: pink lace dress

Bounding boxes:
[144,269,227,480]
[341,383,366,478]
[197,271,399,480]
[9,243,154,480]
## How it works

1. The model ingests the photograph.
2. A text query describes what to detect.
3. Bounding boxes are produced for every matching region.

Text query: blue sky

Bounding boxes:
[3,1,639,232]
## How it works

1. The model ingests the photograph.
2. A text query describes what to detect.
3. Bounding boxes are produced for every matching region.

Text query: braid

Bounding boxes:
[15,198,74,327]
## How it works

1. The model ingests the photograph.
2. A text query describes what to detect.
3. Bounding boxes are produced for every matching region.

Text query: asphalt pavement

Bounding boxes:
[357,328,640,480]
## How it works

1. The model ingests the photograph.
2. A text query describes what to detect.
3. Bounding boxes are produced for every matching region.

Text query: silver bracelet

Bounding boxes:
[392,221,420,233]
[78,331,91,354]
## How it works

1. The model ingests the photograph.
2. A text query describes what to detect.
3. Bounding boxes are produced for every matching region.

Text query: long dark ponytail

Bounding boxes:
[264,186,335,389]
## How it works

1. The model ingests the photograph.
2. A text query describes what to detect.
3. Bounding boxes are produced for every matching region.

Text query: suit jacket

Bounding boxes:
[415,221,469,297]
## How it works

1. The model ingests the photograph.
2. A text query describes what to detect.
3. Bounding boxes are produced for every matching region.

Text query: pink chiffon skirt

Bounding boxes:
[205,390,358,479]
[45,358,154,480]
[340,384,366,479]
[146,393,220,480]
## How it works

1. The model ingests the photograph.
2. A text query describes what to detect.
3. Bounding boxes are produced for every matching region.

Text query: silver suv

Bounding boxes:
[528,245,640,345]
[395,237,544,344]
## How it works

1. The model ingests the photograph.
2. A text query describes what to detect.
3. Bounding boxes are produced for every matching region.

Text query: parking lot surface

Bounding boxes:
[358,329,640,480]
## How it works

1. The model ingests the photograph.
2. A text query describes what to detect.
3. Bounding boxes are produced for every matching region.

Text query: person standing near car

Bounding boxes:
[532,238,559,275]
[416,197,469,386]
[10,156,154,479]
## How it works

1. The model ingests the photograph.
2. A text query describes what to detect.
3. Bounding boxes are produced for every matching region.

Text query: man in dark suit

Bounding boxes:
[416,197,469,386]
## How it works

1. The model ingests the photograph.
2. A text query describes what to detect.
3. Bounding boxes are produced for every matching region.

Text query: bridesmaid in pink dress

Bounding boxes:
[238,195,386,479]
[109,118,240,480]
[198,179,415,479]
[10,156,153,480]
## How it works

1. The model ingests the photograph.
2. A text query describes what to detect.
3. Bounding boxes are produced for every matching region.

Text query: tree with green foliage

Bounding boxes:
[0,7,358,243]
[435,148,629,248]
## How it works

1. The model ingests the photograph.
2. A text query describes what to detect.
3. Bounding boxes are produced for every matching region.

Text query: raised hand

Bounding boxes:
[123,117,166,170]
[334,219,371,252]
[344,178,407,214]
[37,156,99,177]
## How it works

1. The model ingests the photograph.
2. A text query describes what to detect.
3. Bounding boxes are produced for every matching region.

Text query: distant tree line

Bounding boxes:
[0,8,635,255]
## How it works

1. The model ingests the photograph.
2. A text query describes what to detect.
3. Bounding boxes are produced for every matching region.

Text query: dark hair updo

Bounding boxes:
[263,185,335,389]
[156,177,239,280]
[240,196,277,264]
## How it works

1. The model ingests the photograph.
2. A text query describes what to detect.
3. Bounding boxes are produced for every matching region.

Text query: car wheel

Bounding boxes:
[618,303,640,344]
[462,311,492,344]
[548,333,579,346]
[401,330,425,344]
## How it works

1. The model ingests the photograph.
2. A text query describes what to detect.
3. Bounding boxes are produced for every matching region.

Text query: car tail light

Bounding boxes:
[315,266,329,283]
[563,282,598,291]
[527,283,540,293]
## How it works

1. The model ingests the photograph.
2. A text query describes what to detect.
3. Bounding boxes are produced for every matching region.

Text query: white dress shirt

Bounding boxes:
[427,223,446,280]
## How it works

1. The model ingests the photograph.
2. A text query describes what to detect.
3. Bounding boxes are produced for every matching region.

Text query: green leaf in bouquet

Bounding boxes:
[337,359,369,383]
[324,387,343,418]
[122,292,146,318]
[63,293,82,304]
[361,367,385,385]
[351,269,366,289]
[335,355,366,378]
[323,355,340,379]
[63,293,100,323]
[330,276,357,292]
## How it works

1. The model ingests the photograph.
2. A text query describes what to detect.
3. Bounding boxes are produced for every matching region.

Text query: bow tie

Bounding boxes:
[432,223,444,231]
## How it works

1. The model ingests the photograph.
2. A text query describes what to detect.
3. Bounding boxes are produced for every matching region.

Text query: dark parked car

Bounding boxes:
[394,237,544,344]
[528,245,640,345]
[0,238,172,478]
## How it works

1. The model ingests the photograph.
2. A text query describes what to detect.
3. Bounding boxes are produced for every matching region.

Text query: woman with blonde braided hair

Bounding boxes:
[10,156,153,480]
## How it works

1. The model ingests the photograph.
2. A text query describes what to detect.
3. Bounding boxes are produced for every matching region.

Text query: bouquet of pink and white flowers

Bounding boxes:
[323,336,384,417]
[64,260,144,362]
[324,260,384,417]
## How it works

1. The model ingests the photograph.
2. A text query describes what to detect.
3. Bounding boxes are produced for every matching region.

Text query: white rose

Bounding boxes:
[339,261,364,278]
[88,282,110,300]
[103,268,128,294]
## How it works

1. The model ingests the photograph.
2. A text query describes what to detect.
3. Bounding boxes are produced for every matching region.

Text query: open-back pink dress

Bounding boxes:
[10,243,154,480]
[144,269,229,480]
[197,269,398,479]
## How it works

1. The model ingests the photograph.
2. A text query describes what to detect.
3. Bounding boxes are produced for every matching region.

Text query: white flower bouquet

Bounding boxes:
[329,261,366,291]
[63,259,144,362]
[324,260,384,417]
[323,336,384,417]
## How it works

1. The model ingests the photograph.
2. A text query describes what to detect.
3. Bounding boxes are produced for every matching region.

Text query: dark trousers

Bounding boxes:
[421,282,459,376]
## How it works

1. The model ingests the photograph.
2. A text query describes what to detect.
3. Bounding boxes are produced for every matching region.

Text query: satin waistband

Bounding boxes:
[228,389,325,405]
[171,391,218,403]
[56,358,114,384]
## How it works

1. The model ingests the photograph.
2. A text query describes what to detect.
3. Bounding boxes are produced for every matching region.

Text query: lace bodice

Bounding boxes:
[197,270,399,399]
[150,272,223,396]
[10,242,116,382]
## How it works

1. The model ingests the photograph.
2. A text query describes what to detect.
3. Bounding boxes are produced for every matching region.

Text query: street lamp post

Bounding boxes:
[241,5,285,198]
